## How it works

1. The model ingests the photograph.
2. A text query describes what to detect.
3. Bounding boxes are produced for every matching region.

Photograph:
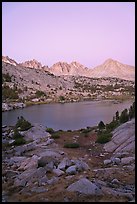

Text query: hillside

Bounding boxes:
[2,56,135,111]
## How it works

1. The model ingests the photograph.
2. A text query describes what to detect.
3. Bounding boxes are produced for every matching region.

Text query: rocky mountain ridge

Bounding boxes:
[2,56,135,81]
[2,57,135,109]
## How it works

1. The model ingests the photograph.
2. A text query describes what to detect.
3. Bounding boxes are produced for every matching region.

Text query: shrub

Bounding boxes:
[67,129,72,132]
[59,95,65,101]
[16,116,32,131]
[128,102,135,119]
[106,120,119,132]
[2,85,19,100]
[13,137,26,146]
[13,128,26,146]
[98,121,105,130]
[64,143,80,148]
[119,109,129,124]
[13,128,22,138]
[35,90,46,97]
[2,73,12,82]
[81,128,91,134]
[46,127,54,134]
[51,134,60,139]
[96,132,112,144]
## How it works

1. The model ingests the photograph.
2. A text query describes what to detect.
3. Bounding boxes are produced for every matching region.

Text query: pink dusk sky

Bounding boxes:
[2,2,135,68]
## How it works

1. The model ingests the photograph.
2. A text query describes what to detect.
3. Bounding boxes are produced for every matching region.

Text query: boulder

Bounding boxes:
[72,159,90,171]
[111,178,120,185]
[111,157,121,165]
[67,178,102,195]
[38,150,61,159]
[22,123,50,142]
[38,175,48,186]
[45,138,54,145]
[5,170,19,178]
[38,155,59,168]
[66,165,77,175]
[6,156,27,166]
[47,176,59,185]
[45,161,54,172]
[58,157,72,170]
[103,159,112,165]
[14,142,36,156]
[53,168,65,177]
[8,139,15,145]
[18,155,39,171]
[121,157,135,165]
[14,167,46,187]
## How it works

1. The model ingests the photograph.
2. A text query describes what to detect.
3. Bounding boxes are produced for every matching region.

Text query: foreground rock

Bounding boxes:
[2,120,135,202]
[67,178,102,195]
[104,119,135,154]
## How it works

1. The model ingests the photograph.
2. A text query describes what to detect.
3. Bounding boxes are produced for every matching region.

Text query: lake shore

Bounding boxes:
[2,96,134,112]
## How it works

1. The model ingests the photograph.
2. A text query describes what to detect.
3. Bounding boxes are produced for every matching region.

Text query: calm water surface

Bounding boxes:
[2,100,133,130]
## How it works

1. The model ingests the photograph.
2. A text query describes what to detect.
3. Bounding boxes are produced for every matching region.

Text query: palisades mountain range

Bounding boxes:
[2,56,135,107]
[2,56,135,80]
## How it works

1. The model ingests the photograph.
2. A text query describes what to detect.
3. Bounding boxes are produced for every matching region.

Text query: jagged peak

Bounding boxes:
[19,59,42,69]
[70,61,82,66]
[21,59,42,64]
[2,56,18,66]
[51,61,69,67]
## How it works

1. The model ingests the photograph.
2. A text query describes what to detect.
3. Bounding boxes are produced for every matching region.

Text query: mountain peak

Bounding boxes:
[19,59,42,69]
[71,61,81,67]
[2,56,18,66]
[103,58,117,64]
[91,58,135,81]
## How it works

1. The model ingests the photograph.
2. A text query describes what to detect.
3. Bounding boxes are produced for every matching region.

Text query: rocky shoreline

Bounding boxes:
[2,119,135,202]
[2,98,124,112]
[2,102,26,112]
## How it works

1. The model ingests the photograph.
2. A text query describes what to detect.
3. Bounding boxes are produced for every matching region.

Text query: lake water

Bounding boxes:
[2,100,133,131]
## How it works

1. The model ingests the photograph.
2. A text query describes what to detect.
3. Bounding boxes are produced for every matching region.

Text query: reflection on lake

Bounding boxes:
[2,100,133,130]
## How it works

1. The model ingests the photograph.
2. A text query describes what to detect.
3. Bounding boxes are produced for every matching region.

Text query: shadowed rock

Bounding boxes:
[67,178,102,195]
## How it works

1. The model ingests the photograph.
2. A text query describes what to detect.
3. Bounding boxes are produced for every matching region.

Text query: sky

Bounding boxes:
[2,2,135,68]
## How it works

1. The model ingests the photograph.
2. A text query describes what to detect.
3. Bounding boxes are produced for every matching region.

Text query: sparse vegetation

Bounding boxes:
[13,128,26,146]
[67,130,72,132]
[59,95,65,101]
[64,142,80,148]
[15,116,32,131]
[81,128,91,134]
[46,127,55,134]
[51,133,60,139]
[119,108,129,124]
[2,73,12,82]
[96,132,112,144]
[35,90,46,97]
[96,101,135,144]
[2,85,19,100]
[106,120,119,132]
